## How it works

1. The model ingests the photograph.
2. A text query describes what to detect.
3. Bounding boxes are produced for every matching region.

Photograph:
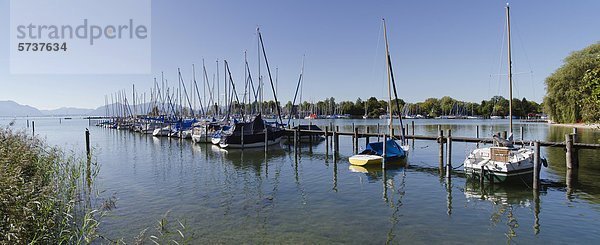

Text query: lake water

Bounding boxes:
[2,117,600,244]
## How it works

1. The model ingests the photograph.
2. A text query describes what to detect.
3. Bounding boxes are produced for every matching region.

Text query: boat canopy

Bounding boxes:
[361,139,406,158]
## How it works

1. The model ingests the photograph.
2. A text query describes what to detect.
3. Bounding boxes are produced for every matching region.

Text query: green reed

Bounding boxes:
[0,127,113,244]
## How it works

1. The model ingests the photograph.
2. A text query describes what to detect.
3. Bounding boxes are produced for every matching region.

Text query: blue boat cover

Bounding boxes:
[362,139,406,160]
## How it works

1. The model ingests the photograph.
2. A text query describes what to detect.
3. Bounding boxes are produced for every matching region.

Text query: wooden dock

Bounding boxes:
[284,123,599,189]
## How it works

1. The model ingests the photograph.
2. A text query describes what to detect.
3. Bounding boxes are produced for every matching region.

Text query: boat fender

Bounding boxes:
[541,158,548,168]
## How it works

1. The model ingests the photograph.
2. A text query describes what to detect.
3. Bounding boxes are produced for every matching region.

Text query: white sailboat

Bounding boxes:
[463,4,534,183]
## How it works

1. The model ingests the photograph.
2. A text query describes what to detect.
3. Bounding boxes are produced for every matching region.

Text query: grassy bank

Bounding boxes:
[0,127,112,244]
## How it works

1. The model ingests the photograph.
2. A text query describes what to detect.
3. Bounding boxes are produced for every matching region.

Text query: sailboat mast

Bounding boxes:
[383,18,393,137]
[506,3,513,134]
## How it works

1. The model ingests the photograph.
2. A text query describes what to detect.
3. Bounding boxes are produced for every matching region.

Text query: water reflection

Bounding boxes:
[545,126,600,204]
[464,180,544,242]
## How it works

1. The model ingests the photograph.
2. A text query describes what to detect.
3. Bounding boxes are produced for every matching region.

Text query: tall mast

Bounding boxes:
[507,3,513,135]
[133,84,136,119]
[216,59,220,117]
[383,18,393,138]
[257,27,262,115]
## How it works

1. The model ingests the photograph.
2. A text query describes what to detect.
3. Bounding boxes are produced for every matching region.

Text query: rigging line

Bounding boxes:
[490,16,508,118]
[371,20,384,102]
[258,31,284,125]
[178,68,195,119]
[511,18,536,100]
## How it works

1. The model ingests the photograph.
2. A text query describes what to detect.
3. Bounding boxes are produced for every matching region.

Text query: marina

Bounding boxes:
[6,117,600,243]
[3,1,600,244]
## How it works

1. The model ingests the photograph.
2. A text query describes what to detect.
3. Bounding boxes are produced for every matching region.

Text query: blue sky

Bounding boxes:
[1,0,599,110]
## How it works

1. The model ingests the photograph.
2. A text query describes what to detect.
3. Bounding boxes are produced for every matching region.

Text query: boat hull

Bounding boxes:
[349,155,383,165]
[464,167,533,183]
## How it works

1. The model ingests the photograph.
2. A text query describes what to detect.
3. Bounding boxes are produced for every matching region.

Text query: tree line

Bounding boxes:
[281,95,542,118]
[544,41,600,123]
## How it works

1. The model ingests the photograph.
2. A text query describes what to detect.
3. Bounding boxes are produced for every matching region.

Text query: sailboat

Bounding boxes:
[463,4,534,183]
[349,18,408,166]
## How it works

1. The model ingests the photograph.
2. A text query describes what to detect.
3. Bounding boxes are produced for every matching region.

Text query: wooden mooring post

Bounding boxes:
[294,126,299,151]
[520,126,524,141]
[325,126,329,157]
[383,135,388,169]
[475,125,479,148]
[32,121,35,135]
[241,126,245,150]
[352,123,356,153]
[333,126,339,157]
[309,122,313,147]
[365,126,370,146]
[354,127,359,154]
[438,128,444,169]
[446,129,452,178]
[565,133,578,169]
[85,129,91,159]
[533,141,541,190]
[377,123,380,141]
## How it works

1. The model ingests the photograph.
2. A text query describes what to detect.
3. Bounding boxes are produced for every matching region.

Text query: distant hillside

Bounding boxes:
[0,100,44,117]
[41,107,95,116]
[0,100,186,117]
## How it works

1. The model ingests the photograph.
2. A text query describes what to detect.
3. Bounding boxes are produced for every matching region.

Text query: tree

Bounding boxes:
[579,66,600,122]
[544,41,600,123]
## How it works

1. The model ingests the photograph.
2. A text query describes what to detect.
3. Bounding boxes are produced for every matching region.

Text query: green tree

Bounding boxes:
[544,41,600,123]
[579,67,600,122]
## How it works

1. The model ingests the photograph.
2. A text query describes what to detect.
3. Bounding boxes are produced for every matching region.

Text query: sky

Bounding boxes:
[1,0,599,110]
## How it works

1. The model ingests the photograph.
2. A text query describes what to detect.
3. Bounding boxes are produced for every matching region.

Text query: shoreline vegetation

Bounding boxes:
[0,127,110,244]
[0,127,194,244]
[544,41,600,124]
[139,95,544,120]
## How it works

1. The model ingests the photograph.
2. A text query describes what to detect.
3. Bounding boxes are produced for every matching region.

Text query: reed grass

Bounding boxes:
[0,127,113,244]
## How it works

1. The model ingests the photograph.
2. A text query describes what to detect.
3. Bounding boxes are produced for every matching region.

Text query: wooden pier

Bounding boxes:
[284,125,600,188]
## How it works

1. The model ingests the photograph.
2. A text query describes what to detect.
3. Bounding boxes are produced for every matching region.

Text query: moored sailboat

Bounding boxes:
[463,4,535,183]
[349,18,408,166]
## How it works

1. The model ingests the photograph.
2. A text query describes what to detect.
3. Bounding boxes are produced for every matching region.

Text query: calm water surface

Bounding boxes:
[3,117,600,244]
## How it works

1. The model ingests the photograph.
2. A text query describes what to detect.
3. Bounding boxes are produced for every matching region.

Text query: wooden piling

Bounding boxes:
[85,129,91,159]
[354,127,359,154]
[533,141,540,190]
[383,135,388,168]
[565,133,575,169]
[411,121,415,135]
[352,123,356,153]
[241,126,245,150]
[264,127,268,152]
[377,123,380,141]
[310,122,314,147]
[572,129,578,166]
[476,125,479,148]
[335,126,340,153]
[480,166,485,185]
[325,126,329,156]
[32,121,35,135]
[446,129,452,178]
[333,126,339,156]
[294,126,298,151]
[27,119,29,128]
[365,126,370,146]
[438,129,444,169]
[520,126,524,141]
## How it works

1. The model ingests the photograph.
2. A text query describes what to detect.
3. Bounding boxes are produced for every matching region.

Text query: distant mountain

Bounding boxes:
[41,107,95,116]
[0,100,44,117]
[0,100,190,117]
